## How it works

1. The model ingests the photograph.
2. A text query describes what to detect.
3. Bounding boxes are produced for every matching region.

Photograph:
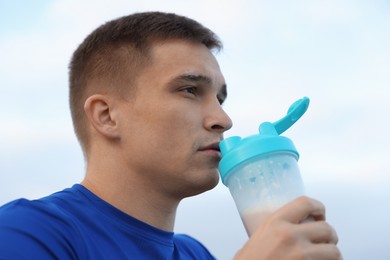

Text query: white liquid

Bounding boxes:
[241,206,278,236]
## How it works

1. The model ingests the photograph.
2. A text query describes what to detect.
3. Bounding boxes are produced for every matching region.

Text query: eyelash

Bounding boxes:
[181,86,224,105]
[182,86,197,95]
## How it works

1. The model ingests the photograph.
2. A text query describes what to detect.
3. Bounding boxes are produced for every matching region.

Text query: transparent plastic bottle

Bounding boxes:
[219,97,310,236]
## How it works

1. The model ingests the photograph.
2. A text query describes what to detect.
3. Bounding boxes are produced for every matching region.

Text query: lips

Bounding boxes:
[199,142,221,152]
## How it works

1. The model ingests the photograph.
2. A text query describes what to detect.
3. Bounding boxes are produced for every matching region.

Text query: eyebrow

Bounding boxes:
[174,73,227,103]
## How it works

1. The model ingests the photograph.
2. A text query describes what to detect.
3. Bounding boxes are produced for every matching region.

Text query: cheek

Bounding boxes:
[155,114,198,149]
[125,101,202,158]
[156,104,200,135]
[150,112,202,167]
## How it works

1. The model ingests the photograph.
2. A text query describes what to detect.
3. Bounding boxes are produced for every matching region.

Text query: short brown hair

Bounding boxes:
[69,11,222,154]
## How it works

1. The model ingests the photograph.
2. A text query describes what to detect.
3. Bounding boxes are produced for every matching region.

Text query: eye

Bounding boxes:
[182,86,197,96]
[217,97,224,105]
[217,95,225,105]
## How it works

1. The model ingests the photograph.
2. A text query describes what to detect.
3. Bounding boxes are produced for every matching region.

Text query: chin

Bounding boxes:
[183,171,220,198]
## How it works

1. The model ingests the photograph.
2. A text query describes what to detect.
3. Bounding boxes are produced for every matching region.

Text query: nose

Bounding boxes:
[204,103,233,133]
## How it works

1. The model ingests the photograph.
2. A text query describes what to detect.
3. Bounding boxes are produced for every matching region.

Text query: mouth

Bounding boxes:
[199,142,221,152]
[198,142,222,158]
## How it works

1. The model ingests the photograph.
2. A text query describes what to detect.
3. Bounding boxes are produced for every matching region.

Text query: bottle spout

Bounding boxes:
[274,97,310,135]
[259,97,310,136]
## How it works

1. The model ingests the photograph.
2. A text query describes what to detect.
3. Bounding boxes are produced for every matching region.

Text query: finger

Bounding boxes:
[300,221,339,244]
[305,243,343,260]
[274,196,326,224]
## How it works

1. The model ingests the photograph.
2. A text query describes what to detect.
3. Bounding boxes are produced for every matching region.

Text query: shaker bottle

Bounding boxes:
[218,97,310,236]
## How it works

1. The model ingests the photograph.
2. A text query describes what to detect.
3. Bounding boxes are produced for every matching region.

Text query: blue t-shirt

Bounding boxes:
[0,184,215,259]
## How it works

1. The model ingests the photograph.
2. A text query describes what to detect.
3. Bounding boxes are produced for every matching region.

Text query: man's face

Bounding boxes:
[117,39,232,198]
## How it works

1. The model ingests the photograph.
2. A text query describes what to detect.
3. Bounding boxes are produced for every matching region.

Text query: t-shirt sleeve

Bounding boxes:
[0,225,56,259]
[0,199,80,259]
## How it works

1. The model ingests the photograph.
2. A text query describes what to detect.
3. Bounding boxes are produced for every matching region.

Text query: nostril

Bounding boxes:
[211,124,224,130]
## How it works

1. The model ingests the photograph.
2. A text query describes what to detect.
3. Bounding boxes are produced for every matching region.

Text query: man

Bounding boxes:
[0,12,341,259]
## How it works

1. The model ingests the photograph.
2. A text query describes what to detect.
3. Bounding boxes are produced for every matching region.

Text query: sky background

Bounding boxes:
[1,1,389,259]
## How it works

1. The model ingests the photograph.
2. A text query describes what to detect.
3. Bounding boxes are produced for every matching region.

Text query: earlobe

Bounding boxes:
[84,95,120,140]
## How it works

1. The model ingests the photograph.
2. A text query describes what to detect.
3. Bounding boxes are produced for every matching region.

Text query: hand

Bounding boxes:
[234,196,342,260]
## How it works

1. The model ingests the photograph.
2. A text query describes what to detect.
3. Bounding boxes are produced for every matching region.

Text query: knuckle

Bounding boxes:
[332,245,343,259]
[278,224,298,246]
[315,221,339,244]
[296,195,311,204]
[324,222,339,244]
[331,225,339,244]
[291,247,310,260]
[297,196,326,216]
[297,196,318,208]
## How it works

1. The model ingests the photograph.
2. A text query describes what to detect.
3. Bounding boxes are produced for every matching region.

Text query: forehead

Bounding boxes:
[145,39,226,87]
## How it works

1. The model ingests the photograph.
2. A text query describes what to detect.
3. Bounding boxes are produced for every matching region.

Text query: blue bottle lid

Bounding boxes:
[219,97,310,185]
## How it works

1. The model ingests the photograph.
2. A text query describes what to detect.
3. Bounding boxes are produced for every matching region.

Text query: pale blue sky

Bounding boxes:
[1,1,389,259]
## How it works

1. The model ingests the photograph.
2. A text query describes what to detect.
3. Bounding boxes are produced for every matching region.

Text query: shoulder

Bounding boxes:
[173,234,216,259]
[0,198,64,226]
[0,189,86,259]
[0,186,84,226]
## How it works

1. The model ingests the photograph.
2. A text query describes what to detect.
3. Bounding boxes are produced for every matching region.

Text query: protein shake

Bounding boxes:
[219,97,309,236]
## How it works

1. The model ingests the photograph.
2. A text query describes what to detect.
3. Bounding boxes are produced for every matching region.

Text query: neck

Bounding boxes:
[82,155,180,232]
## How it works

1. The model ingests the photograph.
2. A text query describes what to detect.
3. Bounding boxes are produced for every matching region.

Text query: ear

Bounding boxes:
[84,94,120,140]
